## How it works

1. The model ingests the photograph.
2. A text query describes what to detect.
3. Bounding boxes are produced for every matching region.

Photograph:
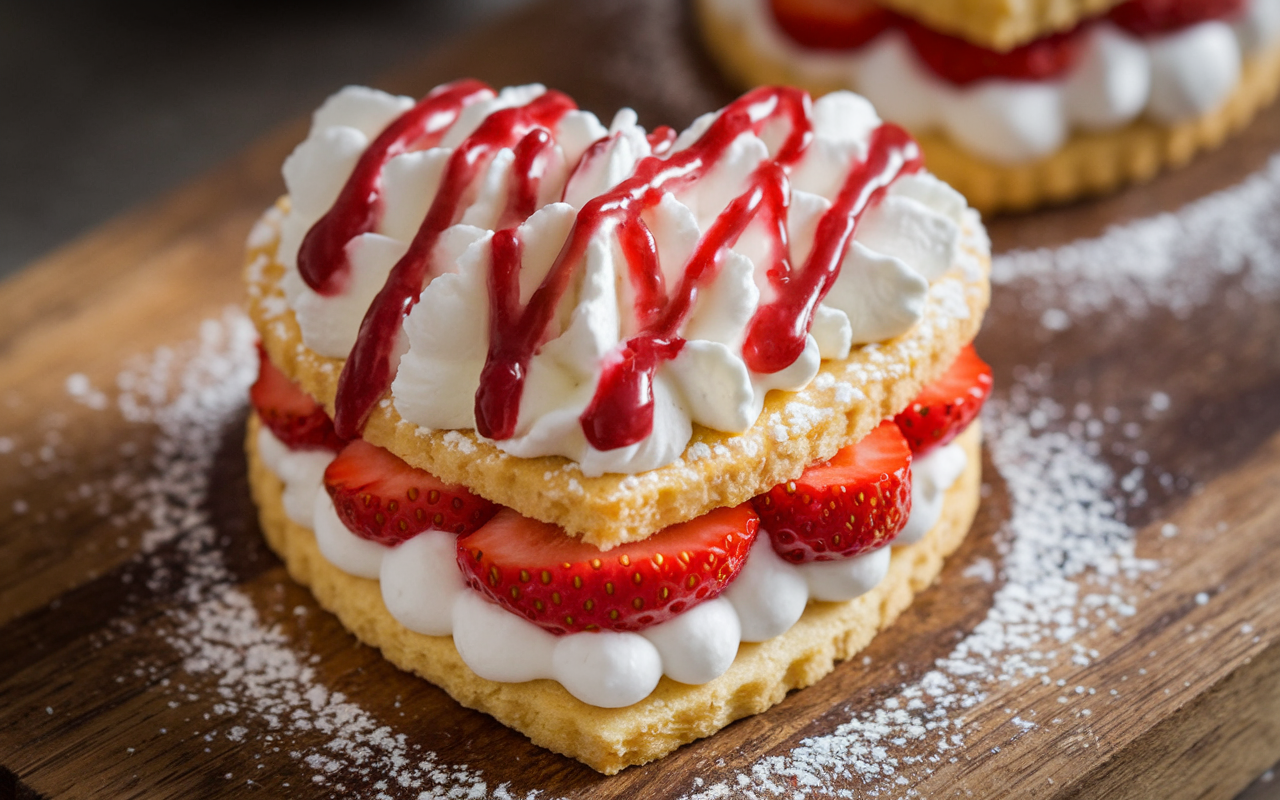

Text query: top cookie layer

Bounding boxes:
[253,83,992,546]
[246,202,990,548]
[876,0,1125,50]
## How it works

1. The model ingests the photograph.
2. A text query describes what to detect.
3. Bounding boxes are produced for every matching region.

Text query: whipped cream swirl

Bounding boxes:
[276,84,968,475]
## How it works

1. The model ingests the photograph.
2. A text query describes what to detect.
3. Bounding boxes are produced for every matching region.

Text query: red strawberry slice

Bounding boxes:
[457,505,759,634]
[250,345,345,452]
[769,0,894,50]
[894,343,992,456]
[901,19,1087,86]
[753,420,912,563]
[1108,0,1244,35]
[324,439,498,546]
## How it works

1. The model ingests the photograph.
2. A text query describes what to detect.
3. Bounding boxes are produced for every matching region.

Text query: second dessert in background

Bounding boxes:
[698,0,1280,211]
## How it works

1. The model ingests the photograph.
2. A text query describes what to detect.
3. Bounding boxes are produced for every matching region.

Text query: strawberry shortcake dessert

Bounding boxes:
[697,0,1280,211]
[243,79,991,773]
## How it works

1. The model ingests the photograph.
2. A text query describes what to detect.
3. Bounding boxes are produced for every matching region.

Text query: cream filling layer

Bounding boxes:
[257,425,967,709]
[710,0,1280,164]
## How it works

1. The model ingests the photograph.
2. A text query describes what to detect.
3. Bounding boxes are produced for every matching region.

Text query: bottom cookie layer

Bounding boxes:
[245,416,983,774]
[696,0,1280,213]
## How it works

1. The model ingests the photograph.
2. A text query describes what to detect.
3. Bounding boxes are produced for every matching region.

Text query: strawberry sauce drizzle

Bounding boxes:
[475,87,811,443]
[646,125,678,155]
[332,89,577,438]
[477,87,919,450]
[498,128,557,230]
[744,124,921,373]
[311,83,921,451]
[297,79,493,296]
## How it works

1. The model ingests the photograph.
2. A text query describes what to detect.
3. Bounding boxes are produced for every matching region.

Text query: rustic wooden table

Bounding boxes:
[2,0,1279,797]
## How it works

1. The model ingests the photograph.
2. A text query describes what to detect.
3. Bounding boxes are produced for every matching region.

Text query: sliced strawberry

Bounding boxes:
[457,505,758,634]
[1108,0,1244,35]
[901,19,1087,86]
[769,0,893,50]
[894,343,992,456]
[324,439,498,546]
[753,420,912,563]
[250,345,345,451]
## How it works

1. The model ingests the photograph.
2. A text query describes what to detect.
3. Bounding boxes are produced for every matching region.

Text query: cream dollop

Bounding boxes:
[256,426,334,527]
[896,440,968,546]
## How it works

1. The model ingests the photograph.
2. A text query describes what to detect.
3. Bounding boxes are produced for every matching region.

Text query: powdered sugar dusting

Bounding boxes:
[115,313,257,555]
[169,590,502,798]
[65,372,109,410]
[993,153,1280,325]
[96,308,538,797]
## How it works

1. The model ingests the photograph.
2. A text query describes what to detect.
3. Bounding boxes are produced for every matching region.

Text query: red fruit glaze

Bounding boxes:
[769,0,894,49]
[333,90,578,439]
[646,125,678,155]
[457,505,759,634]
[301,79,921,448]
[1108,0,1245,35]
[894,343,992,456]
[298,80,494,296]
[324,439,498,546]
[479,95,920,449]
[900,19,1087,86]
[249,346,345,452]
[753,420,912,562]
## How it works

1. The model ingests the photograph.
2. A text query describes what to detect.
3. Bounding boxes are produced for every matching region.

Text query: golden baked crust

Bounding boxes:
[698,0,1280,213]
[246,413,983,774]
[873,0,1125,51]
[246,208,989,547]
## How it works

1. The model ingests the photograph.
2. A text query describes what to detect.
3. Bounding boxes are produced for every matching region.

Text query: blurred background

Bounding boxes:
[0,0,532,280]
[1,2,1277,796]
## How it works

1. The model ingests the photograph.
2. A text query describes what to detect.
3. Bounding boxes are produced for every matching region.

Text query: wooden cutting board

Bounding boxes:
[3,0,1279,797]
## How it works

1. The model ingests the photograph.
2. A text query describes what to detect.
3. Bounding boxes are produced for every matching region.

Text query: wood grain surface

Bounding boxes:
[2,0,1280,797]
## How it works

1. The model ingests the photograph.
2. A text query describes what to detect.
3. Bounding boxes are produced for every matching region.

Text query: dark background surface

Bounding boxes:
[0,0,530,279]
[1,1,1278,796]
